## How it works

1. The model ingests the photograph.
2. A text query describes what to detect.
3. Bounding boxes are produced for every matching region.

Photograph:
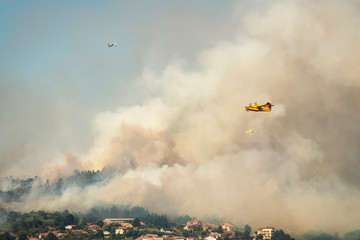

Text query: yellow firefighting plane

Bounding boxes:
[108,43,117,47]
[246,129,253,135]
[245,102,274,112]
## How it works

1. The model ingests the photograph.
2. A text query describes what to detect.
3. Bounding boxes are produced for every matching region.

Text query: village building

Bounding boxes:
[55,233,67,239]
[115,227,126,235]
[183,219,202,231]
[104,231,111,238]
[221,223,235,232]
[71,230,89,236]
[160,228,173,233]
[87,224,101,232]
[38,233,48,239]
[122,222,134,229]
[221,231,235,239]
[163,236,186,240]
[204,236,217,240]
[103,218,134,225]
[203,224,218,232]
[256,227,275,240]
[210,232,222,239]
[65,225,76,230]
[135,234,163,240]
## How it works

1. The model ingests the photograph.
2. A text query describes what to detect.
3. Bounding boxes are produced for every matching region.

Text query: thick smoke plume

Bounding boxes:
[2,0,360,235]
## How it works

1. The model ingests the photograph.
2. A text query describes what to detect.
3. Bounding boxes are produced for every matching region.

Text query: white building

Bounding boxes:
[256,227,275,240]
[104,231,111,238]
[221,223,235,232]
[65,225,76,230]
[103,218,134,225]
[205,237,217,240]
[116,227,126,235]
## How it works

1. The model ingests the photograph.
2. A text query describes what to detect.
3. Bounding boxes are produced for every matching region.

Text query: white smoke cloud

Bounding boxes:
[3,0,360,236]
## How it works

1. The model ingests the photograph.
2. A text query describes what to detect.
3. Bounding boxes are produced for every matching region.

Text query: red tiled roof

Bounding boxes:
[222,223,234,227]
[188,219,200,223]
[187,219,201,226]
[258,227,275,230]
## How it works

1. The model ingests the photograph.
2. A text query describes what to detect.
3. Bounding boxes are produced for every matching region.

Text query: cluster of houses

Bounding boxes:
[136,220,274,240]
[183,219,237,239]
[182,219,274,240]
[32,217,275,240]
[34,218,136,239]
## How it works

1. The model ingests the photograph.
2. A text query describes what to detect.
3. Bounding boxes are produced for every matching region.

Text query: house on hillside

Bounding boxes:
[135,234,163,240]
[160,228,173,233]
[256,227,275,240]
[210,232,222,239]
[222,231,235,239]
[104,231,110,238]
[65,225,76,230]
[203,224,218,233]
[38,233,48,239]
[205,237,217,240]
[183,219,202,231]
[55,233,67,239]
[87,224,101,232]
[71,230,89,236]
[103,218,134,225]
[122,222,133,229]
[221,223,235,232]
[163,236,186,240]
[115,227,126,235]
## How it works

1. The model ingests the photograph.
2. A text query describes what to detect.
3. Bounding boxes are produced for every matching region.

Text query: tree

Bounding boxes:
[302,231,336,240]
[256,234,263,240]
[244,224,251,234]
[133,218,141,228]
[272,229,294,240]
[80,217,88,227]
[153,215,169,228]
[54,215,65,227]
[85,213,97,223]
[46,232,57,240]
[32,216,43,228]
[241,231,251,240]
[131,228,140,238]
[17,233,27,240]
[343,229,360,240]
[96,219,104,228]
[65,214,75,225]
[11,222,19,233]
[0,232,14,240]
[74,169,80,176]
[96,230,104,239]
[201,230,209,237]
[0,232,15,240]
[217,225,223,233]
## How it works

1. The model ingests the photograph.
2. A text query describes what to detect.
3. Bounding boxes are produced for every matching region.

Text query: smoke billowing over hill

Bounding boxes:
[1,0,360,235]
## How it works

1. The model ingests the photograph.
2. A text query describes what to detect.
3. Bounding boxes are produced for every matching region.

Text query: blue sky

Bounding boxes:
[1,0,239,106]
[0,0,246,174]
